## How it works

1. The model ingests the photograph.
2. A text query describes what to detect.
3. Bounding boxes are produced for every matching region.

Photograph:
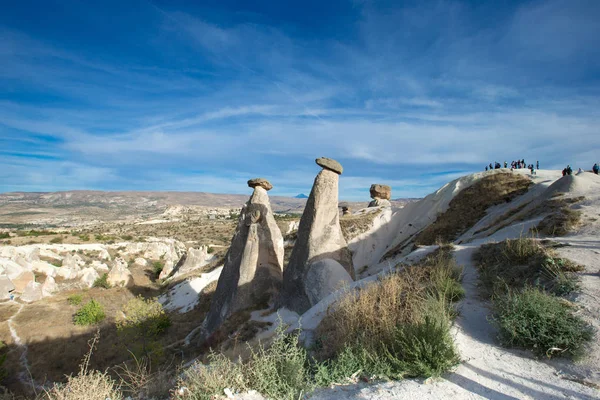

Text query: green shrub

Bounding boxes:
[67,294,83,306]
[492,287,594,359]
[178,324,311,400]
[474,238,580,297]
[0,340,7,382]
[152,261,164,278]
[73,300,106,326]
[79,234,90,241]
[207,246,215,254]
[121,235,133,241]
[93,273,111,289]
[0,233,9,239]
[117,297,170,360]
[50,237,63,244]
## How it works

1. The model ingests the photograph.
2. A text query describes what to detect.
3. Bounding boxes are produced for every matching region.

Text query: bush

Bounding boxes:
[0,340,7,382]
[43,333,123,400]
[79,234,90,241]
[152,261,164,278]
[316,247,462,360]
[492,287,594,359]
[121,235,133,241]
[177,324,311,400]
[474,237,581,298]
[0,233,9,239]
[50,237,63,244]
[67,294,83,306]
[73,300,106,326]
[207,246,215,254]
[92,273,111,289]
[117,297,170,360]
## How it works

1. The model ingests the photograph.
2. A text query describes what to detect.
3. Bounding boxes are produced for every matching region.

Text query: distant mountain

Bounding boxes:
[294,193,309,199]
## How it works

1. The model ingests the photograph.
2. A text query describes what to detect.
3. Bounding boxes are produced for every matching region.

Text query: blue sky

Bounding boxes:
[1,0,599,200]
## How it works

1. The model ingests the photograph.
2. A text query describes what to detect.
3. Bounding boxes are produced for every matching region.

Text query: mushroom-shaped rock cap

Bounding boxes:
[370,184,392,200]
[247,178,273,191]
[316,157,343,175]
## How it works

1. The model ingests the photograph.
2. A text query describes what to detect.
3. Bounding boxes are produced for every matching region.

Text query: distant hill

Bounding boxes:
[294,193,309,199]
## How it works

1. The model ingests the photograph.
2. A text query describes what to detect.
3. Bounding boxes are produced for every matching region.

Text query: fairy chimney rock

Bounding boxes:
[281,158,354,314]
[199,180,284,341]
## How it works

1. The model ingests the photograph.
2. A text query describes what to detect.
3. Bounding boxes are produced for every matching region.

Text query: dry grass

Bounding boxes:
[340,209,382,242]
[41,333,123,400]
[316,246,463,360]
[473,237,583,298]
[415,172,531,246]
[536,197,584,236]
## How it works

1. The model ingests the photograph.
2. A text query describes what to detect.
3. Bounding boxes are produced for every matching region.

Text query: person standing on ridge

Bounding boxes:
[593,163,599,174]
[536,161,539,170]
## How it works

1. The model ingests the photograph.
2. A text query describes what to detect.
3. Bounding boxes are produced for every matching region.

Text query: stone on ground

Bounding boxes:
[21,281,43,302]
[12,271,35,293]
[0,275,15,300]
[107,257,133,287]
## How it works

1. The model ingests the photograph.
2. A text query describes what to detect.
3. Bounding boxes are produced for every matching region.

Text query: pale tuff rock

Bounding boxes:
[281,158,354,314]
[134,257,147,267]
[21,281,43,303]
[79,267,100,288]
[166,246,216,279]
[62,253,85,270]
[339,202,351,216]
[198,184,284,341]
[286,220,300,235]
[31,260,58,277]
[304,259,353,306]
[0,258,25,280]
[107,257,133,287]
[247,178,273,191]
[368,198,392,207]
[91,260,110,272]
[368,184,392,207]
[12,271,35,293]
[0,275,15,300]
[41,276,57,297]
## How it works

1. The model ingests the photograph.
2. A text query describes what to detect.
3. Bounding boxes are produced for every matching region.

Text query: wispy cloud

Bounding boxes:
[1,0,599,199]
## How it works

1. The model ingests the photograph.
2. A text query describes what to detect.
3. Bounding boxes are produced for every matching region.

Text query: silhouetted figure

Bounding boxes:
[593,163,599,175]
[485,166,488,171]
[562,168,567,177]
[566,165,573,176]
[504,161,507,168]
[536,161,539,170]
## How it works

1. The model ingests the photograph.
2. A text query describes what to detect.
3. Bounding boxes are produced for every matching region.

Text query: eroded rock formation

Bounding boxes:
[198,178,284,341]
[281,157,354,314]
[368,184,392,207]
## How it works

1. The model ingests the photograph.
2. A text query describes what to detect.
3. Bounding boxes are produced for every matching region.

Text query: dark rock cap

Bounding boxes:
[370,184,391,200]
[316,157,343,174]
[248,178,273,191]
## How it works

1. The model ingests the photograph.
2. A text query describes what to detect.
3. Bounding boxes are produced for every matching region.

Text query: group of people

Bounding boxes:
[485,159,539,174]
[562,165,573,176]
[484,160,599,176]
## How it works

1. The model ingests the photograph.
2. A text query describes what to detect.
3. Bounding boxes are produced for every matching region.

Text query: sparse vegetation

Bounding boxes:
[414,172,532,246]
[67,294,84,306]
[315,246,461,377]
[92,273,111,289]
[473,237,582,298]
[50,237,63,244]
[492,287,594,359]
[0,233,9,239]
[340,209,382,241]
[73,300,106,326]
[42,333,123,400]
[152,261,164,278]
[177,324,312,400]
[0,340,7,382]
[536,199,583,236]
[117,297,171,360]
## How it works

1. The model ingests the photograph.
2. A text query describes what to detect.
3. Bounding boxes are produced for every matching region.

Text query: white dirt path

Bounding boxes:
[308,245,599,400]
[6,303,33,387]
